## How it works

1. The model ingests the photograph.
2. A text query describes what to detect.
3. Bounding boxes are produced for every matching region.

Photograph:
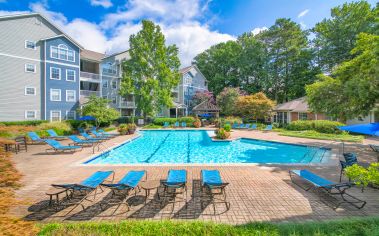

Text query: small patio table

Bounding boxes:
[140,180,161,204]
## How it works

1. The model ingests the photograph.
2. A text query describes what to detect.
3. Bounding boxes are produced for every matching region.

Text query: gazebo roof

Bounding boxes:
[192,100,220,112]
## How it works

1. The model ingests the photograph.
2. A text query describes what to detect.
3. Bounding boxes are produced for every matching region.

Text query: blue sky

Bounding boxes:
[0,0,376,65]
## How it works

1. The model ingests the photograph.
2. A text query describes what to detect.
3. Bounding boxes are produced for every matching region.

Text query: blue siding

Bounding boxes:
[45,37,79,65]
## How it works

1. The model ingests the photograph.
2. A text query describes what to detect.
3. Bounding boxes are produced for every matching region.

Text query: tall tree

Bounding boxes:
[216,87,245,116]
[79,95,120,127]
[120,20,180,117]
[235,92,276,120]
[313,1,377,72]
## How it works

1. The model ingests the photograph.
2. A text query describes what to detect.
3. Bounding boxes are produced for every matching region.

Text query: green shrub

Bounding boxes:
[224,123,231,132]
[345,163,379,187]
[0,120,48,126]
[118,124,129,135]
[65,120,92,130]
[143,124,162,129]
[215,128,231,140]
[286,120,345,134]
[37,122,72,136]
[178,117,195,126]
[153,118,178,125]
[222,116,242,125]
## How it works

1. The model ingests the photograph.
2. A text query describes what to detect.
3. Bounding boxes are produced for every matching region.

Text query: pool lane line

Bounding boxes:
[142,132,171,163]
[186,133,191,163]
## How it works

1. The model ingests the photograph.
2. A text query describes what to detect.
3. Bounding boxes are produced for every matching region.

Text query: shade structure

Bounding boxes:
[339,123,379,136]
[79,116,96,121]
[199,113,211,118]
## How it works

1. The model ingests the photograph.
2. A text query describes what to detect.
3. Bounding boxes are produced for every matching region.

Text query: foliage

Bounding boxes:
[216,87,245,116]
[117,124,129,135]
[153,118,178,126]
[79,95,120,127]
[215,128,231,140]
[65,120,92,131]
[37,122,72,136]
[313,1,378,72]
[0,125,36,139]
[120,20,180,117]
[143,124,162,129]
[178,117,196,125]
[222,116,243,125]
[286,120,345,134]
[127,123,137,130]
[278,130,364,142]
[307,33,379,122]
[223,123,231,132]
[0,120,48,126]
[193,118,201,128]
[235,92,275,119]
[191,91,215,109]
[345,163,379,187]
[116,117,145,124]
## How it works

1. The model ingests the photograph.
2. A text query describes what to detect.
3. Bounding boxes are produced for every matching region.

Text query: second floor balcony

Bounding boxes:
[80,71,100,81]
[80,90,100,97]
[119,101,135,108]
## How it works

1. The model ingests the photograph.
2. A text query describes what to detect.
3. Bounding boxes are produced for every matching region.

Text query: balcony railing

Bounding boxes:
[119,101,135,108]
[80,90,100,97]
[80,71,100,80]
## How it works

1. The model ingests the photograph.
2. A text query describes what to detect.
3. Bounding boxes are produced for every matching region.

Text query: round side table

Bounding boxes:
[140,180,161,204]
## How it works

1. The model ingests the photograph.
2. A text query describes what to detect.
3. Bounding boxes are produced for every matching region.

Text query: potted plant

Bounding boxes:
[215,128,231,140]
[193,118,201,128]
[127,123,137,134]
[118,124,129,135]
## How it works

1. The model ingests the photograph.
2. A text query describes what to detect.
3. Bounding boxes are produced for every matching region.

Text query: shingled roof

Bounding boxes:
[192,100,220,112]
[274,97,309,112]
[81,49,105,62]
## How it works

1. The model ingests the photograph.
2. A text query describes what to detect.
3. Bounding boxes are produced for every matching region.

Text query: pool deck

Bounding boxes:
[10,129,379,224]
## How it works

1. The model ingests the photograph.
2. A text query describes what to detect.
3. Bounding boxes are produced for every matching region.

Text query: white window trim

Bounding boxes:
[66,90,76,102]
[50,44,75,62]
[66,69,76,82]
[24,64,36,73]
[50,89,61,101]
[50,110,61,122]
[66,110,76,120]
[50,67,61,80]
[25,110,37,119]
[25,86,36,96]
[111,81,117,89]
[25,40,36,50]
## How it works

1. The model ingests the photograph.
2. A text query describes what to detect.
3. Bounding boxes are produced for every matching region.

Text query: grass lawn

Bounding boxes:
[277,130,364,142]
[38,217,379,236]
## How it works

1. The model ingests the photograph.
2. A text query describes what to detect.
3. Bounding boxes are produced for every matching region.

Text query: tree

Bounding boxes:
[306,33,379,122]
[235,92,275,120]
[191,91,214,109]
[313,1,377,72]
[79,95,119,127]
[120,20,181,117]
[216,87,245,116]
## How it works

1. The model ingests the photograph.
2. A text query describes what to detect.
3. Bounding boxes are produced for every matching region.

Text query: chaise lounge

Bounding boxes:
[161,169,187,210]
[45,139,83,153]
[81,132,107,141]
[200,169,230,213]
[289,169,366,209]
[47,129,67,140]
[27,131,45,144]
[68,135,100,147]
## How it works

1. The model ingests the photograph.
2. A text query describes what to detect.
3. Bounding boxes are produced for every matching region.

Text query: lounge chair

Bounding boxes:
[98,129,117,137]
[50,170,114,211]
[200,170,230,213]
[339,153,358,182]
[163,122,170,128]
[47,129,67,140]
[263,125,272,131]
[181,122,187,128]
[289,169,366,209]
[68,135,100,146]
[100,170,146,212]
[238,124,244,129]
[243,124,251,129]
[27,131,45,144]
[161,169,187,209]
[81,132,107,141]
[232,123,238,129]
[249,124,257,130]
[92,130,112,139]
[44,139,83,153]
[174,121,180,128]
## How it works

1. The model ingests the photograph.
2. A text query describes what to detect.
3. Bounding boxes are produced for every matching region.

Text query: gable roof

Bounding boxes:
[81,49,105,62]
[274,97,309,112]
[192,100,220,112]
[102,49,130,59]
[0,13,84,49]
[179,64,208,82]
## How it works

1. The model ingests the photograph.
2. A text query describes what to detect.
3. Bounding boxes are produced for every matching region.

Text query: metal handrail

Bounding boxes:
[302,141,342,163]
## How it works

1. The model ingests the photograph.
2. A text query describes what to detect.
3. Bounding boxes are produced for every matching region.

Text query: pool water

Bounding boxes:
[85,130,331,164]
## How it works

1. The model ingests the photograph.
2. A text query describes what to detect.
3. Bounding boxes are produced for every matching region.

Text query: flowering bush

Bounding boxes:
[193,118,201,128]
[215,128,231,140]
[118,124,129,135]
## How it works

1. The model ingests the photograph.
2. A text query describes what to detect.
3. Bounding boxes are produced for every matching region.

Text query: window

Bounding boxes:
[102,81,108,88]
[111,96,116,104]
[298,112,308,120]
[25,40,36,50]
[184,74,192,85]
[50,89,61,101]
[274,112,288,124]
[102,63,117,74]
[25,110,36,119]
[66,90,76,102]
[66,69,76,82]
[50,110,61,122]
[50,44,75,62]
[25,64,36,73]
[50,67,61,80]
[111,81,117,89]
[66,111,76,120]
[25,87,36,95]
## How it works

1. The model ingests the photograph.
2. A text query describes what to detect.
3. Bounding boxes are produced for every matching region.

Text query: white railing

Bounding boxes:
[120,101,135,107]
[80,71,100,80]
[80,90,100,97]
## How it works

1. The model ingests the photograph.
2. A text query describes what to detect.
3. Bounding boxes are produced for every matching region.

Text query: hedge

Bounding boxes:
[0,120,48,126]
[153,117,196,126]
[286,120,345,134]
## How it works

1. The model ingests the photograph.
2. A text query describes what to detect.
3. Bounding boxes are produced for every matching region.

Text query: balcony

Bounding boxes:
[119,101,135,108]
[80,90,100,97]
[80,71,100,81]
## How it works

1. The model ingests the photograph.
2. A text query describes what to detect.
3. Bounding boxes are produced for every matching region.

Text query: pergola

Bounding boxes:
[192,100,220,118]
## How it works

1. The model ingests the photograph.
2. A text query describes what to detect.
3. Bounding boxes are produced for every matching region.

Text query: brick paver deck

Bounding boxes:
[10,129,379,224]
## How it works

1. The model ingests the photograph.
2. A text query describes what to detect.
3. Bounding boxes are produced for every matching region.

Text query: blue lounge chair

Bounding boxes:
[250,124,257,130]
[339,153,358,182]
[181,122,187,128]
[238,124,244,129]
[244,124,251,129]
[232,123,238,129]
[81,132,107,141]
[174,121,180,128]
[98,129,117,137]
[27,132,45,144]
[161,169,187,208]
[101,170,146,211]
[263,125,272,131]
[51,170,114,211]
[201,170,230,212]
[92,130,112,139]
[45,139,82,153]
[47,129,67,140]
[163,122,170,128]
[289,169,366,209]
[68,135,99,146]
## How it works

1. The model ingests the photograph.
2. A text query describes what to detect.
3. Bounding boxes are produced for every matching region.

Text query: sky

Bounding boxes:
[0,0,377,66]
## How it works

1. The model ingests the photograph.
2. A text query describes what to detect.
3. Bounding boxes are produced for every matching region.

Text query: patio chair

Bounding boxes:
[289,169,366,209]
[81,132,107,141]
[181,122,187,128]
[263,125,272,131]
[244,124,251,129]
[100,170,146,212]
[68,135,100,147]
[238,124,244,129]
[249,124,257,130]
[163,122,170,128]
[47,129,67,140]
[50,170,114,211]
[98,129,117,137]
[44,139,83,153]
[200,170,230,213]
[160,169,187,210]
[92,130,112,139]
[339,153,358,182]
[27,132,45,144]
[174,121,180,128]
[232,123,239,129]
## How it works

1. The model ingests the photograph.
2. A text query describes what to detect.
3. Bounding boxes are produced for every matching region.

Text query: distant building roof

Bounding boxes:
[274,97,309,112]
[193,100,220,112]
[81,49,104,62]
[102,49,129,59]
[179,65,193,74]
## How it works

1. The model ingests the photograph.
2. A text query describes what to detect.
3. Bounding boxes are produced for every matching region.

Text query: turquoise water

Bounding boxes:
[85,130,330,164]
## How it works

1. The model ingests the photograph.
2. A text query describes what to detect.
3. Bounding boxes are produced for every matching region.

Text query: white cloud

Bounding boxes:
[90,0,113,8]
[297,9,309,18]
[251,27,268,35]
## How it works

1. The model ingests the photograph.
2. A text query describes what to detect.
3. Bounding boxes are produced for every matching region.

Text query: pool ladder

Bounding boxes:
[302,141,341,163]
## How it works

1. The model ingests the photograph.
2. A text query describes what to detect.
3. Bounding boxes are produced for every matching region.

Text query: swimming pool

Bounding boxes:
[85,130,331,165]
